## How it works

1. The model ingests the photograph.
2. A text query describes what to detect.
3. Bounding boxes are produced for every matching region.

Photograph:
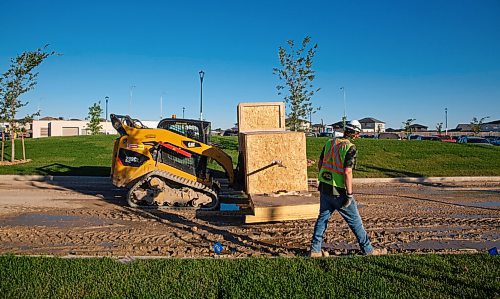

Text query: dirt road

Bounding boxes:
[0,176,498,257]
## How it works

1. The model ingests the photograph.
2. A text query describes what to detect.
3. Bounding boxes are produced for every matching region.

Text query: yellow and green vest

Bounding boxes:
[318,138,353,188]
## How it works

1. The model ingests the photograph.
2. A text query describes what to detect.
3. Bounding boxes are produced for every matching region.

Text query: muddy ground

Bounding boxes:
[0,176,498,257]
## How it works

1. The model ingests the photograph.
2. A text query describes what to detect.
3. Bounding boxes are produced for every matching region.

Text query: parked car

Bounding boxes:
[419,136,442,141]
[223,130,238,136]
[484,136,500,146]
[360,135,375,139]
[305,132,318,137]
[457,136,491,145]
[318,132,333,137]
[436,135,456,143]
[408,134,421,140]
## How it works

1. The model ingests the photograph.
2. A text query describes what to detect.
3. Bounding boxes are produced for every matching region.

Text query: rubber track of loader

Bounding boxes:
[127,170,219,211]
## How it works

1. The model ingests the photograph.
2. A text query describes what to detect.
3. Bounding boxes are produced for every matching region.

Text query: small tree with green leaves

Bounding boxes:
[436,122,443,135]
[470,116,489,136]
[0,45,56,162]
[86,102,103,135]
[273,36,320,131]
[402,118,416,138]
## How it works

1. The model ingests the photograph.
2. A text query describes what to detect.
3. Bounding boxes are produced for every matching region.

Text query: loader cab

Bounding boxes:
[157,118,211,144]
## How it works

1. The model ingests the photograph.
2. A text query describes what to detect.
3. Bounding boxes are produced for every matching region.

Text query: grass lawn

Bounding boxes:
[0,135,499,178]
[0,254,498,298]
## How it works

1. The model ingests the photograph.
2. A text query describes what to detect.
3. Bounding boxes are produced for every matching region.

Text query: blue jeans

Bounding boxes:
[310,192,373,254]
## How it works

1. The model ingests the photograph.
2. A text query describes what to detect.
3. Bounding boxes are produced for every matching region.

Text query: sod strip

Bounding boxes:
[0,254,498,298]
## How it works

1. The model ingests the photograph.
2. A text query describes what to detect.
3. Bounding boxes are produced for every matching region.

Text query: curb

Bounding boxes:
[1,175,499,184]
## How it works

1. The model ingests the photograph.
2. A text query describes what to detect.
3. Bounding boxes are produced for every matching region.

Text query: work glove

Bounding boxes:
[342,193,354,209]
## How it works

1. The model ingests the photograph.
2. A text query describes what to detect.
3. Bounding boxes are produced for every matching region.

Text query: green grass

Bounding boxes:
[0,135,499,177]
[0,254,498,298]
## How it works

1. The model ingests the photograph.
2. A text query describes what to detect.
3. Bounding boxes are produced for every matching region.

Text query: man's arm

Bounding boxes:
[343,145,357,195]
[344,167,353,194]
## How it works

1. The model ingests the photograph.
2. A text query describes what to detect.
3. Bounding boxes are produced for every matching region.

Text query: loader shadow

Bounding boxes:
[27,172,303,256]
[357,165,424,178]
[35,163,110,177]
[127,208,300,256]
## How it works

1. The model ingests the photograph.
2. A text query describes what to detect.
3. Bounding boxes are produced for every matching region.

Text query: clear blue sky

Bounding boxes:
[1,0,499,130]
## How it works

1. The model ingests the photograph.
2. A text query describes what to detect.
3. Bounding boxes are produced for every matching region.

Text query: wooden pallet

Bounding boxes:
[244,192,320,223]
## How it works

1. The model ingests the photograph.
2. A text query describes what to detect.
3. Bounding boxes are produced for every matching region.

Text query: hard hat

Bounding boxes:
[345,120,362,133]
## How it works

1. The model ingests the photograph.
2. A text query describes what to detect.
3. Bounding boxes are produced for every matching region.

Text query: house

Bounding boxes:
[358,117,386,133]
[409,124,428,132]
[31,119,160,138]
[453,120,500,132]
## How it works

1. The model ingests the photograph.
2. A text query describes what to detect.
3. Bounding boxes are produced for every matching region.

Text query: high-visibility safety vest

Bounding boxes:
[318,138,353,189]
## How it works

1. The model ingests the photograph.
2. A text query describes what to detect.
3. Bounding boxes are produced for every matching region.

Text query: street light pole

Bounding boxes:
[105,96,109,122]
[199,70,205,121]
[340,86,346,130]
[129,85,136,116]
[445,107,448,135]
[182,107,185,119]
[160,92,165,120]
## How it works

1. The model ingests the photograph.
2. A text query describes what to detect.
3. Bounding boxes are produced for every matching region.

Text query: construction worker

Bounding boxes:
[310,120,387,257]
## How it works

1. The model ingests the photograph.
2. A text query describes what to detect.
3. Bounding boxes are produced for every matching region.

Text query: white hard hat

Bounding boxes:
[345,120,362,133]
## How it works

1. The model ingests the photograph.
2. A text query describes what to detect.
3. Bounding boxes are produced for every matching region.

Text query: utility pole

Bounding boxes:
[105,96,109,121]
[445,107,448,135]
[199,70,205,121]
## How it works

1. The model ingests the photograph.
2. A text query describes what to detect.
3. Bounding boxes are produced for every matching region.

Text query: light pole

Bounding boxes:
[129,85,136,116]
[199,70,205,121]
[160,92,165,119]
[340,86,347,130]
[445,108,448,136]
[182,107,186,119]
[105,96,109,121]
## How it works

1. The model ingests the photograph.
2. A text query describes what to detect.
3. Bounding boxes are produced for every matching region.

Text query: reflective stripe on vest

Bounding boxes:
[318,138,353,188]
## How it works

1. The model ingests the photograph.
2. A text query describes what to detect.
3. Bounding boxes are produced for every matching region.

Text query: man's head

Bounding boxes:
[344,120,362,139]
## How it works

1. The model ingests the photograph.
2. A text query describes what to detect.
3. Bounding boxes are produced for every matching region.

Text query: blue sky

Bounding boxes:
[1,0,499,130]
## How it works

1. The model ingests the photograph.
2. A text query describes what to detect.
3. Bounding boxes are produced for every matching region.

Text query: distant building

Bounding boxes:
[358,117,386,133]
[409,124,428,132]
[31,119,159,138]
[453,120,500,132]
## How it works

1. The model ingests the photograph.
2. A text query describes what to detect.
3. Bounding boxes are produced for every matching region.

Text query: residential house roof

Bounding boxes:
[358,117,385,124]
[409,124,428,129]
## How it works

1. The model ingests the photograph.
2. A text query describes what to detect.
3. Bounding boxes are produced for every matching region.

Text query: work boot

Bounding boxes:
[366,248,387,256]
[309,250,329,258]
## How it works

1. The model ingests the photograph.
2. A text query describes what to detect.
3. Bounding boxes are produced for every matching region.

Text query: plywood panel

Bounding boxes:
[241,131,308,194]
[237,102,285,132]
[245,193,319,223]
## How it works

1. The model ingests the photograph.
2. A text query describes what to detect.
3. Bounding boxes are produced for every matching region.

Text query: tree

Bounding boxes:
[0,45,56,162]
[470,116,489,136]
[273,36,320,131]
[402,118,416,138]
[436,122,443,135]
[86,102,103,135]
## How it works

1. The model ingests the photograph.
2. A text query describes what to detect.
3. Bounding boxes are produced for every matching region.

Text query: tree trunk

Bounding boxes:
[22,134,26,161]
[1,132,4,162]
[11,135,15,162]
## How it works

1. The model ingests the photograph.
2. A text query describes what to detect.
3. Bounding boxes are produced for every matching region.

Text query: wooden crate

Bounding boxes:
[237,102,285,132]
[240,131,308,194]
